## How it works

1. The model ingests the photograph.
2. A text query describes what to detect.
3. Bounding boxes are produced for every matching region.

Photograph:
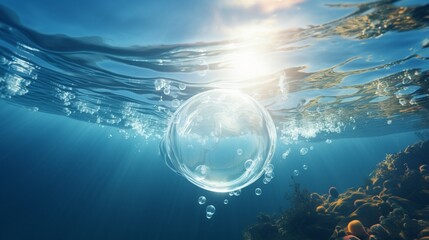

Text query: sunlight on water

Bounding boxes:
[225,41,275,80]
[0,1,428,143]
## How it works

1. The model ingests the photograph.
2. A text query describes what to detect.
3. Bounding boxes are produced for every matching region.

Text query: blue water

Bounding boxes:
[1,0,429,239]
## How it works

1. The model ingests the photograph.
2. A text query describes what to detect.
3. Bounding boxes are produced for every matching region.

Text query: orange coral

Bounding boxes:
[316,205,326,213]
[347,220,368,239]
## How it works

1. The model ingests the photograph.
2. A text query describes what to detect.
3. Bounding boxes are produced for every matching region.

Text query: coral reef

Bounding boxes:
[244,141,429,240]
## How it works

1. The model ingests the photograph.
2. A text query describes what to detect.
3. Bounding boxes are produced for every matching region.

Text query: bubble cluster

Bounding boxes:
[154,79,186,99]
[162,89,276,192]
[154,79,169,92]
[263,164,275,184]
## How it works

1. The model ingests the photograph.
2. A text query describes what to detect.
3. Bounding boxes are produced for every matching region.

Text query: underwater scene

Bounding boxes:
[1,0,429,239]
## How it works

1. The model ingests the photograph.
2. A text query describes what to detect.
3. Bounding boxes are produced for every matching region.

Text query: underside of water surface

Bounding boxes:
[1,0,428,144]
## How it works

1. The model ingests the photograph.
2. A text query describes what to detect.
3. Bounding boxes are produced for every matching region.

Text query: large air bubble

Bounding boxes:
[162,89,276,192]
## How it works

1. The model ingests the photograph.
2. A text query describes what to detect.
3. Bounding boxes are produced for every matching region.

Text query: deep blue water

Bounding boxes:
[1,0,429,239]
[0,103,423,240]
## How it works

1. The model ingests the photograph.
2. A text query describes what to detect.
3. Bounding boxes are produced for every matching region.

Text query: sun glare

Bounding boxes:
[228,49,271,80]
[223,24,277,81]
[224,0,304,13]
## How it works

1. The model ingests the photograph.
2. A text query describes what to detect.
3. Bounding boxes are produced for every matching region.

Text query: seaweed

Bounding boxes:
[281,177,320,236]
[244,177,338,240]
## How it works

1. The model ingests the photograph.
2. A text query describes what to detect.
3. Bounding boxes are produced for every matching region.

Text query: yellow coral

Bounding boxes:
[316,205,326,213]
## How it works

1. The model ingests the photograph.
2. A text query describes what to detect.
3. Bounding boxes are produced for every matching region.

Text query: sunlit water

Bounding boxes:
[1,0,429,239]
[1,1,428,143]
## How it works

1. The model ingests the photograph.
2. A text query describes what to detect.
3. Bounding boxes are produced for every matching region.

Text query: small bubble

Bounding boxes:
[309,146,314,151]
[300,147,308,155]
[255,188,262,196]
[244,159,254,170]
[387,120,392,125]
[265,164,274,174]
[399,98,407,106]
[228,191,234,196]
[179,83,187,91]
[282,148,291,159]
[171,99,181,108]
[265,171,275,179]
[281,152,288,159]
[263,178,270,184]
[195,165,209,180]
[163,87,171,95]
[303,164,308,170]
[108,134,113,138]
[206,205,216,219]
[198,196,206,205]
[224,199,229,204]
[154,79,165,91]
[233,189,241,196]
[236,148,243,156]
[293,169,300,176]
[325,139,332,144]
